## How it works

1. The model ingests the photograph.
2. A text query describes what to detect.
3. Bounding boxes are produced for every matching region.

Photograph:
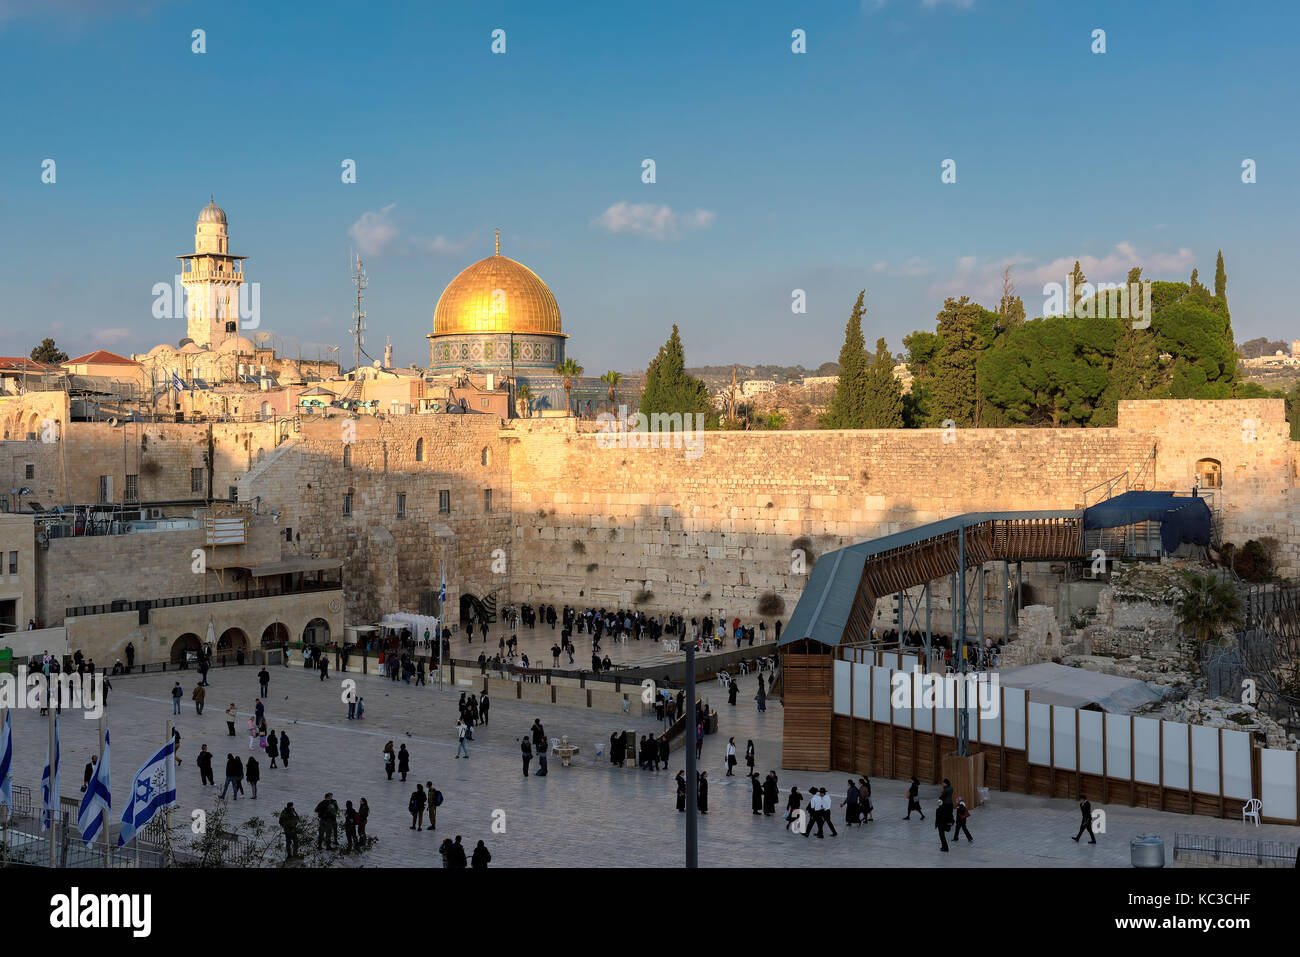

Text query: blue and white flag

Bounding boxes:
[77,729,111,845]
[41,716,60,831]
[0,711,12,822]
[171,371,185,392]
[117,737,175,846]
[438,563,446,608]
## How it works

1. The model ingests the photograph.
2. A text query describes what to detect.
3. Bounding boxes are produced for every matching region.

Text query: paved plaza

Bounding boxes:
[6,659,1296,868]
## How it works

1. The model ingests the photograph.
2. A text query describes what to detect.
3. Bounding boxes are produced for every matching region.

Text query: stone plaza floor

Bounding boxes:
[6,660,1297,868]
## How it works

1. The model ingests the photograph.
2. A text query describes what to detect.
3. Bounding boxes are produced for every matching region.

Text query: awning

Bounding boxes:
[244,558,343,577]
[1083,490,1212,552]
[998,662,1167,713]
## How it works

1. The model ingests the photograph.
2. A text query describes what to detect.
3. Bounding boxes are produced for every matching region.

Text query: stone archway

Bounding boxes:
[260,622,289,647]
[302,618,330,644]
[170,633,203,665]
[217,627,249,655]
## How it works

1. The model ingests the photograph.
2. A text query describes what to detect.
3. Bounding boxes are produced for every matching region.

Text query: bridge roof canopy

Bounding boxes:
[1082,490,1212,551]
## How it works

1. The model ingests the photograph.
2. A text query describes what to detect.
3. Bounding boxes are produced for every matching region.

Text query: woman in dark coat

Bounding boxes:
[610,732,623,766]
[397,744,410,782]
[756,682,767,712]
[278,731,290,768]
[675,771,687,812]
[762,772,779,816]
[750,773,763,815]
[744,740,755,774]
[245,755,260,799]
[696,771,708,814]
[657,735,669,770]
[266,730,279,768]
[357,797,369,840]
[727,678,738,706]
[859,776,873,822]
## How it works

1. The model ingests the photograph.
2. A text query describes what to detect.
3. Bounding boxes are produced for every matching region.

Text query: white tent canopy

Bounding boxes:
[998,662,1167,713]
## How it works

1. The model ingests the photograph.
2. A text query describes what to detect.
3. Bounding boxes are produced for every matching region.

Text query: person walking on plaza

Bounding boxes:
[266,730,279,768]
[521,738,533,777]
[935,799,953,852]
[1073,794,1097,844]
[785,786,803,830]
[355,696,364,720]
[725,737,737,776]
[258,667,270,698]
[314,793,339,849]
[471,840,491,868]
[530,718,546,757]
[804,788,822,838]
[479,691,489,725]
[277,730,290,768]
[456,718,469,758]
[859,776,874,822]
[318,654,329,682]
[254,698,265,726]
[220,753,242,800]
[225,703,237,736]
[940,777,954,812]
[953,798,973,843]
[246,754,260,799]
[841,779,860,826]
[279,802,300,859]
[192,682,205,715]
[347,688,357,720]
[676,770,687,812]
[409,783,427,831]
[82,755,97,792]
[750,773,763,815]
[695,721,704,760]
[658,734,669,771]
[536,747,548,776]
[398,743,410,782]
[196,746,214,787]
[756,680,767,712]
[745,739,756,775]
[905,776,925,820]
[762,771,779,817]
[171,681,183,714]
[728,677,738,706]
[697,771,708,814]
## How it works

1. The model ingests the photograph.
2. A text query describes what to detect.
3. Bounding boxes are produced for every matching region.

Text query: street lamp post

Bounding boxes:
[684,639,698,868]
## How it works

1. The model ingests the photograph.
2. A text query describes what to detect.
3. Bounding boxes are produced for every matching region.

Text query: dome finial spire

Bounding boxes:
[495,227,500,256]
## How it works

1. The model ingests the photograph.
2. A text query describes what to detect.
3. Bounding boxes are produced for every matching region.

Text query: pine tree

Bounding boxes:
[820,291,869,429]
[929,297,982,427]
[30,338,68,365]
[861,337,904,428]
[1214,250,1227,303]
[639,325,712,422]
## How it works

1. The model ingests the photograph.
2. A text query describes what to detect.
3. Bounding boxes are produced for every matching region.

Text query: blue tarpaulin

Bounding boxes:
[1082,490,1212,552]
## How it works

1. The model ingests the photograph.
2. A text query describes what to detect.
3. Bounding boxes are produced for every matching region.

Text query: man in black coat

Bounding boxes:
[936,800,953,852]
[521,738,532,777]
[196,746,214,786]
[1073,794,1097,843]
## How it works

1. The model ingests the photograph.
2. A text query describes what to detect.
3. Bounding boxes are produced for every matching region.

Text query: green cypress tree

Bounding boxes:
[861,337,904,428]
[1068,260,1088,315]
[639,325,712,422]
[929,297,981,426]
[1214,250,1227,303]
[820,291,869,429]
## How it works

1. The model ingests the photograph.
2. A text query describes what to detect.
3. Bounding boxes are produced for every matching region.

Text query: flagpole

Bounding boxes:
[164,719,173,867]
[48,699,55,867]
[99,714,109,867]
[1,708,8,865]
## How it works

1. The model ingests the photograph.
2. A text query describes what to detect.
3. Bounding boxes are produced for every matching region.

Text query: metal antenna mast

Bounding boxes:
[352,255,367,375]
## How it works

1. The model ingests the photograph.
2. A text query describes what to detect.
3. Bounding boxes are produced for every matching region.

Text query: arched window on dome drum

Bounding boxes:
[1196,458,1221,489]
[415,437,424,462]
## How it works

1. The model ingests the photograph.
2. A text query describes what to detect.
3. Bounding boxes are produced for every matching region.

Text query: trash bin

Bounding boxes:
[1131,834,1165,868]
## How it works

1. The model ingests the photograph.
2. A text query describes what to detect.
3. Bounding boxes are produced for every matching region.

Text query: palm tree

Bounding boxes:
[515,384,532,418]
[553,358,583,415]
[1173,570,1242,650]
[600,370,623,408]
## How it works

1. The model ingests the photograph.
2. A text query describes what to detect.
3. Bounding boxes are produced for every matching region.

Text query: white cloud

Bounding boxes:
[420,234,475,256]
[926,243,1196,308]
[872,257,934,277]
[348,204,399,258]
[592,202,717,241]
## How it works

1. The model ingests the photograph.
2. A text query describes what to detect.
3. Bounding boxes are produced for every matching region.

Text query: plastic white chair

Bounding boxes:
[549,737,560,753]
[1242,798,1262,826]
[716,671,730,688]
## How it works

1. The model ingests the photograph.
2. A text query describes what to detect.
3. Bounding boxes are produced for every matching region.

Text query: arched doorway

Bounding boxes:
[261,622,289,647]
[217,627,249,656]
[170,633,202,665]
[459,593,496,627]
[1196,457,1222,489]
[303,618,330,644]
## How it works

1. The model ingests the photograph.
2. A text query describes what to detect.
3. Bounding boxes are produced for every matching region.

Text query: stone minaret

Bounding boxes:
[177,197,246,348]
[384,336,394,369]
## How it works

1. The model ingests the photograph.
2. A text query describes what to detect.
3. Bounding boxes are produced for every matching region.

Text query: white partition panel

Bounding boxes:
[878,652,902,671]
[892,669,913,729]
[872,666,892,723]
[852,661,872,719]
[1261,749,1298,822]
[1105,713,1131,778]
[1003,687,1026,750]
[1078,710,1104,775]
[934,673,955,736]
[978,682,1001,746]
[1221,730,1252,800]
[1190,725,1219,794]
[1133,717,1161,785]
[833,659,852,716]
[1028,702,1052,765]
[1052,705,1076,771]
[1162,722,1189,790]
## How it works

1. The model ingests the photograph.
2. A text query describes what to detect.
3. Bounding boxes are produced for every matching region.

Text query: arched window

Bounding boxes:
[481,447,490,467]
[342,445,352,469]
[1196,457,1222,489]
[415,437,424,462]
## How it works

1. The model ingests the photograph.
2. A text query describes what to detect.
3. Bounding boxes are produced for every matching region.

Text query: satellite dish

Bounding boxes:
[107,417,119,427]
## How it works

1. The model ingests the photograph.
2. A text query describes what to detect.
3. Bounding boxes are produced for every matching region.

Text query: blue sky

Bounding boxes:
[1,0,1296,370]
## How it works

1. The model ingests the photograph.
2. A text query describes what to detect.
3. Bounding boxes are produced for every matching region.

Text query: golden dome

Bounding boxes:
[433,239,563,338]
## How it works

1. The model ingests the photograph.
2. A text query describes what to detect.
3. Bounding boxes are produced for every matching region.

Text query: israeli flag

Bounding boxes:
[117,737,176,846]
[0,711,12,822]
[438,564,446,607]
[41,716,60,831]
[171,371,185,392]
[77,729,111,845]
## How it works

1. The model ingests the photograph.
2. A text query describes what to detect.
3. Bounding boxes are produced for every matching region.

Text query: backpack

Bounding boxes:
[408,796,418,814]
[434,790,443,807]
